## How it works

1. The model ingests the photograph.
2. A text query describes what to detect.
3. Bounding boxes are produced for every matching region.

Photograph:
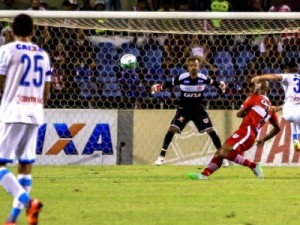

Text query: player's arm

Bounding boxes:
[236,106,248,118]
[0,75,5,92]
[208,78,226,93]
[43,55,52,106]
[0,47,8,92]
[269,105,283,112]
[236,96,253,118]
[255,114,281,147]
[151,78,176,94]
[251,74,283,83]
[43,81,51,106]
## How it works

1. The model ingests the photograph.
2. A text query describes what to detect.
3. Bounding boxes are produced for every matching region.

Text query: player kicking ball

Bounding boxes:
[251,60,300,152]
[187,80,281,180]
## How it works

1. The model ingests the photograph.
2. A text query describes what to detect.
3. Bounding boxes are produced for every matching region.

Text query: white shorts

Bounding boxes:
[0,123,38,164]
[283,104,300,125]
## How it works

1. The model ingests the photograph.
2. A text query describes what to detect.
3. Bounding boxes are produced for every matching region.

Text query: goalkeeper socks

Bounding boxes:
[162,131,175,151]
[160,149,167,157]
[208,130,222,149]
[202,156,223,176]
[227,150,256,169]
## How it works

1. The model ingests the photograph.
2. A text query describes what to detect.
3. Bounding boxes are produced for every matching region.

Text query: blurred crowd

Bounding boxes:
[0,25,294,110]
[0,0,299,12]
[0,0,298,110]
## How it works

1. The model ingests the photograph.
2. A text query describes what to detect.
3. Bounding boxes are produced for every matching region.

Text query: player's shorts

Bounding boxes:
[225,125,256,153]
[0,123,39,164]
[283,104,300,124]
[170,108,213,133]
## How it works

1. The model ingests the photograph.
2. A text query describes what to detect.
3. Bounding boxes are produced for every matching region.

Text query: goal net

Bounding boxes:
[0,11,299,166]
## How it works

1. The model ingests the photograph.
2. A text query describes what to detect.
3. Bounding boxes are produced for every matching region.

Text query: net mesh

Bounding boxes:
[0,13,297,110]
[0,12,298,165]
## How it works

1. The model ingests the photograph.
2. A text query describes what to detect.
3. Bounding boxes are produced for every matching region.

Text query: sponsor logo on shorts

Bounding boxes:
[232,134,239,138]
[177,116,185,123]
[203,118,209,123]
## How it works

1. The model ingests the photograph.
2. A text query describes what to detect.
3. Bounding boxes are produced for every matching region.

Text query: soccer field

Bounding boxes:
[0,165,300,225]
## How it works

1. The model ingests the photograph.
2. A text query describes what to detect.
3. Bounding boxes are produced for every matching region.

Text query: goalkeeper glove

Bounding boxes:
[151,84,163,94]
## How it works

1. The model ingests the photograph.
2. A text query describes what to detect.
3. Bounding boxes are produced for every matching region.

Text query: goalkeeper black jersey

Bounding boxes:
[162,72,212,111]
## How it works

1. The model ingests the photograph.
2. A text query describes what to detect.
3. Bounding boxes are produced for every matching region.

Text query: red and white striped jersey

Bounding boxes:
[240,94,279,133]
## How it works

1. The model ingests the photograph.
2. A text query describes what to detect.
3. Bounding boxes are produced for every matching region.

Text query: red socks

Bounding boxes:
[227,150,256,169]
[202,156,223,176]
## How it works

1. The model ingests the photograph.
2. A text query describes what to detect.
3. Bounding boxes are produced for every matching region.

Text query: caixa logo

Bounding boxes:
[36,123,113,155]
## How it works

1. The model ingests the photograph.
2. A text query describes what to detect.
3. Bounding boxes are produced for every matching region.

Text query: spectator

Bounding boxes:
[52,42,68,64]
[0,0,16,10]
[32,25,51,47]
[27,0,46,10]
[0,28,14,46]
[62,0,79,10]
[51,63,68,108]
[259,34,283,71]
[40,0,48,9]
[163,34,190,67]
[269,0,291,12]
[157,0,175,11]
[68,29,95,63]
[176,1,190,11]
[190,35,216,71]
[106,0,121,11]
[78,73,101,108]
[132,0,148,11]
[79,0,94,11]
[144,0,156,10]
[245,0,266,29]
[247,0,265,12]
[94,0,105,10]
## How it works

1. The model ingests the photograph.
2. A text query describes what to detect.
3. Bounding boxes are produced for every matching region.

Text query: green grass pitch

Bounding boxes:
[0,165,300,225]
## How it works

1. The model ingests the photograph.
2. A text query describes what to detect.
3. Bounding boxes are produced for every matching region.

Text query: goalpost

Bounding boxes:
[0,11,299,166]
[1,11,300,33]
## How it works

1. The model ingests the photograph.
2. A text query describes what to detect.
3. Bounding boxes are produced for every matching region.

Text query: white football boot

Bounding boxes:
[154,156,165,166]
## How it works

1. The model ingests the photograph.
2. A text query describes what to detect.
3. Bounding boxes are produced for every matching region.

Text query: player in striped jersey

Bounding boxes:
[0,14,52,225]
[251,61,300,152]
[188,80,281,180]
[151,56,229,166]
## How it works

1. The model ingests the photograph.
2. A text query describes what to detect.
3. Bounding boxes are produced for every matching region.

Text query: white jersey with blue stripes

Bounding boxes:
[0,41,52,125]
[278,73,300,106]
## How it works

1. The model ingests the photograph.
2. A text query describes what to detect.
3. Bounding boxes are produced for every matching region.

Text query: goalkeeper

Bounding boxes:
[151,56,228,166]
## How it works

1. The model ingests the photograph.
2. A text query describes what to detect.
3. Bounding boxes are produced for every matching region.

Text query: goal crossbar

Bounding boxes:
[1,11,300,34]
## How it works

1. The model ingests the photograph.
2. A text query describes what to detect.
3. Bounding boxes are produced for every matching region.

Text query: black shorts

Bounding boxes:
[170,108,213,133]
